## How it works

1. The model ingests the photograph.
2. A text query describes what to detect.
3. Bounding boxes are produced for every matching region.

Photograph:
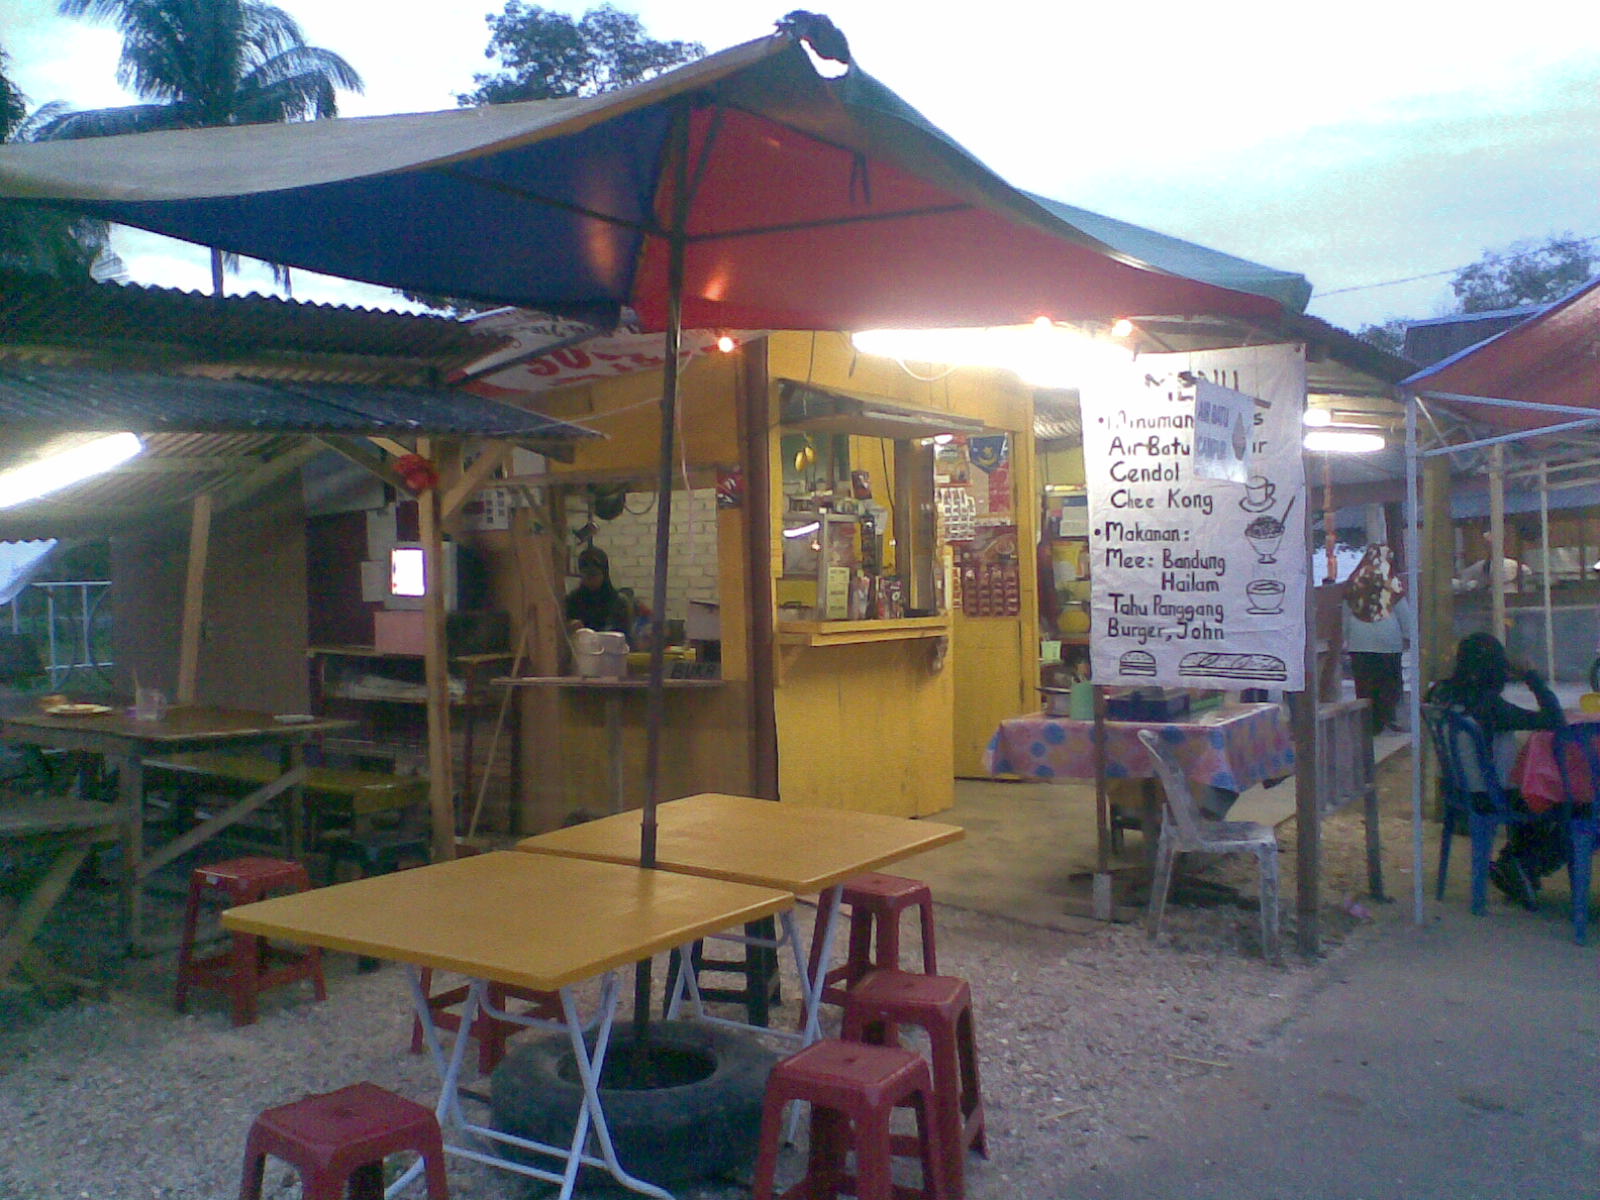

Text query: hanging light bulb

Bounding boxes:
[715,333,736,353]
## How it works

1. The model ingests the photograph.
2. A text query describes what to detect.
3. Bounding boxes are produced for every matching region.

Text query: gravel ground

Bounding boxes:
[0,785,1407,1200]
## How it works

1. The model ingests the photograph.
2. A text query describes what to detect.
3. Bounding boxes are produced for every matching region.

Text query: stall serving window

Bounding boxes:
[776,380,985,624]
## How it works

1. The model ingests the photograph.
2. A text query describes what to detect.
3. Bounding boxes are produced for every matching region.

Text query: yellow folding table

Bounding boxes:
[224,850,791,1200]
[516,792,964,1044]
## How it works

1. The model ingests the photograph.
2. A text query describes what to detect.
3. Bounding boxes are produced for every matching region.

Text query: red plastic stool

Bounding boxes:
[174,856,325,1028]
[752,1038,947,1200]
[841,970,987,1200]
[807,873,939,1008]
[410,968,562,1074]
[238,1081,449,1200]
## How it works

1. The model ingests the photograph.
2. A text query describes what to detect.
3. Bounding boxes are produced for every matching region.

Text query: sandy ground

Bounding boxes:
[0,747,1563,1200]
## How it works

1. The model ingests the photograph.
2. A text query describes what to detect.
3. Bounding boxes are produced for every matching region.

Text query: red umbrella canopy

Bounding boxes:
[1406,277,1600,433]
[0,35,1283,332]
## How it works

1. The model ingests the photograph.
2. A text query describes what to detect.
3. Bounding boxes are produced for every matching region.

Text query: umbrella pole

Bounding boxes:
[632,224,687,1038]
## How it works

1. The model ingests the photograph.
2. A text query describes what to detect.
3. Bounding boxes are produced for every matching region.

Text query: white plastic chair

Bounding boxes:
[1137,729,1281,961]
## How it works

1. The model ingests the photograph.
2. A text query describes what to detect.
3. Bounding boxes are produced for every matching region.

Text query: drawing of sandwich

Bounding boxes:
[1178,651,1286,682]
[1119,649,1157,677]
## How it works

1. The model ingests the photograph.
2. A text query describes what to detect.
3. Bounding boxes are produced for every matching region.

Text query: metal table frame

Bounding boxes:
[223,851,792,1200]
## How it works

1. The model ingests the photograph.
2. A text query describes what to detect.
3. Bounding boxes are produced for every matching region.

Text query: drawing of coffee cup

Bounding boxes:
[1241,475,1276,511]
[1245,514,1285,563]
[1246,579,1286,614]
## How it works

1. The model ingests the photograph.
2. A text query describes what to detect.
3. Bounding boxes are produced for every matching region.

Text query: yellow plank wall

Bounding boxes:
[766,332,1039,808]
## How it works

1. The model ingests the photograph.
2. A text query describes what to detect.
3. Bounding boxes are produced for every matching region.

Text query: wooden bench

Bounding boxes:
[143,752,427,843]
[1,799,124,993]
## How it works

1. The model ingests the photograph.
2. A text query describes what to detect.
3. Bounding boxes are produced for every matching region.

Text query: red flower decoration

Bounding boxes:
[395,453,440,493]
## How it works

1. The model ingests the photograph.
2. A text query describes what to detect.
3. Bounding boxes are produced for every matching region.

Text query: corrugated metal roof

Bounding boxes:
[0,267,501,377]
[0,363,596,439]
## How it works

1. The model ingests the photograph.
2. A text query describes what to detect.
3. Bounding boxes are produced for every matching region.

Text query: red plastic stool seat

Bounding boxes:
[807,873,938,1008]
[410,967,562,1075]
[752,1038,947,1200]
[238,1081,449,1200]
[842,970,987,1200]
[175,856,325,1027]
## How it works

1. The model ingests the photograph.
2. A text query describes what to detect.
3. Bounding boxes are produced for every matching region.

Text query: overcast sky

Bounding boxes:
[5,0,1598,331]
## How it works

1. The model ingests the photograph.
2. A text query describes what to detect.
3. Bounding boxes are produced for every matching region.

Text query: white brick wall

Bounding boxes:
[564,488,718,621]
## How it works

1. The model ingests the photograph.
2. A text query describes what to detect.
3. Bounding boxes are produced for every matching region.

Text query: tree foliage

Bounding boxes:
[459,2,702,106]
[0,44,119,279]
[1354,317,1407,357]
[38,0,363,137]
[1449,233,1594,313]
[37,0,363,292]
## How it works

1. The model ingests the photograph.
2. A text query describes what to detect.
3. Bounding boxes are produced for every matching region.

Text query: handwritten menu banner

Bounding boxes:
[1082,344,1307,690]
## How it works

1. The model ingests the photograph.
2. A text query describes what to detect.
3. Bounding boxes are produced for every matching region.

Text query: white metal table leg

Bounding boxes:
[397,966,675,1200]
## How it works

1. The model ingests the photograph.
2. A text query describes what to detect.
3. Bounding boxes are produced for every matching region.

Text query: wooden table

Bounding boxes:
[224,851,791,1200]
[1,705,353,948]
[493,676,723,814]
[516,792,964,1043]
[0,799,124,992]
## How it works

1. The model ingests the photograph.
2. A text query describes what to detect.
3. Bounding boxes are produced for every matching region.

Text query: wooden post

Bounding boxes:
[175,492,212,705]
[1091,683,1113,922]
[736,345,779,799]
[1421,456,1456,690]
[417,440,456,862]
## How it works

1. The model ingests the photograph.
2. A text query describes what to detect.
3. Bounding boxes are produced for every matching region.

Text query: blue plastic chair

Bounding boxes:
[1547,723,1600,943]
[1420,704,1535,915]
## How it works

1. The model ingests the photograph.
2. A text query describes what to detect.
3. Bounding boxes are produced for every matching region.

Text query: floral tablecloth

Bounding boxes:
[984,702,1294,792]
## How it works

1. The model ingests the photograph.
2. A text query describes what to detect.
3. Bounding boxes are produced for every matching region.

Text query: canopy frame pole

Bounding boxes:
[1404,392,1424,923]
[1417,390,1600,421]
[1489,445,1507,640]
[1540,464,1555,682]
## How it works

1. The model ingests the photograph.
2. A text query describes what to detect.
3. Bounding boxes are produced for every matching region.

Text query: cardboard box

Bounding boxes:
[371,610,510,656]
[373,609,427,655]
[686,599,721,642]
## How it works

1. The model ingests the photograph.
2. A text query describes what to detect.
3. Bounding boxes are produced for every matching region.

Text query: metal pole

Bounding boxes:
[635,110,693,1038]
[1489,445,1507,642]
[1404,392,1424,924]
[1540,464,1555,682]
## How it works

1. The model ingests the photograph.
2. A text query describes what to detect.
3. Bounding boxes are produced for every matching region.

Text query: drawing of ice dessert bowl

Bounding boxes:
[1245,513,1285,563]
[1245,579,1286,614]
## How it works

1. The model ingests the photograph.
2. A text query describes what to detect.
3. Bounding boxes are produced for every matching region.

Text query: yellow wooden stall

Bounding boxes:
[766,332,1039,808]
[503,331,1042,828]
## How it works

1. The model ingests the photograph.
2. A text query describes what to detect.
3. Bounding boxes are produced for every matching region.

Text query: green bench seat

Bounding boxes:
[144,751,428,829]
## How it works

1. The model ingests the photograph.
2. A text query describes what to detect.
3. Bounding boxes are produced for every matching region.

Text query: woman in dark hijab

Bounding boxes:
[564,545,632,637]
[1427,632,1565,907]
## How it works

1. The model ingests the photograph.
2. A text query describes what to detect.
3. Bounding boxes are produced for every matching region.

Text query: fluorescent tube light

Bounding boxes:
[0,433,144,509]
[1304,429,1385,454]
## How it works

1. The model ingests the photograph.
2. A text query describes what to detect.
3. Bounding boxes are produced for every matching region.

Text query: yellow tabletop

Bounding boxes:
[517,792,964,894]
[222,851,791,991]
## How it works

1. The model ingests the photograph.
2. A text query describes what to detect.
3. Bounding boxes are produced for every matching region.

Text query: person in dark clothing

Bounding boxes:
[1426,632,1566,908]
[564,546,632,637]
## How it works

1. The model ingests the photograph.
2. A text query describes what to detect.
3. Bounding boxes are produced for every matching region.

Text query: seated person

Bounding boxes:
[1425,632,1565,908]
[565,546,632,638]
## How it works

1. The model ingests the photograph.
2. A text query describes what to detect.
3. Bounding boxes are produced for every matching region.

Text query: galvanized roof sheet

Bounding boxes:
[0,363,596,439]
[0,267,498,374]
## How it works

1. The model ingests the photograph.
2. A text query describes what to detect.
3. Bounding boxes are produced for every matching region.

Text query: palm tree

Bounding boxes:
[0,43,120,279]
[40,0,363,293]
